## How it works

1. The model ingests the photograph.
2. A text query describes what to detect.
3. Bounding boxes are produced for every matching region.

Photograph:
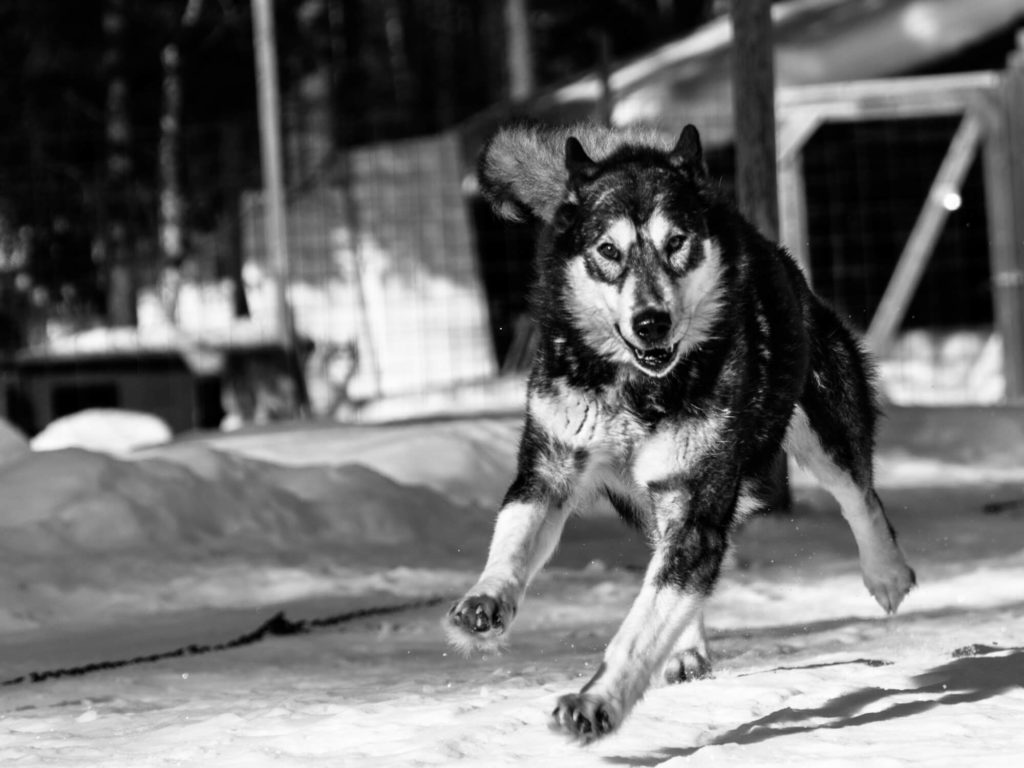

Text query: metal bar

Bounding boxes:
[252,0,295,354]
[996,42,1024,400]
[776,108,823,165]
[252,0,308,413]
[778,70,1002,119]
[777,154,811,281]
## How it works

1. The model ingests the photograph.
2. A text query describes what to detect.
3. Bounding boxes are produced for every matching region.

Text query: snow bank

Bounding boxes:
[30,408,174,454]
[192,416,521,507]
[0,435,495,631]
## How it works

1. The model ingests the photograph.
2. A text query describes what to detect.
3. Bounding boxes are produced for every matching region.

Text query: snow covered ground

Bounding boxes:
[1,407,1024,766]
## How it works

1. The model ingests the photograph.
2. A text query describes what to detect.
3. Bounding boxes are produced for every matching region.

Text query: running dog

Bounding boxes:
[445,122,916,743]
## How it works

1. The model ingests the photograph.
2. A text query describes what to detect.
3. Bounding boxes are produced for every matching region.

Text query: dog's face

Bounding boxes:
[555,128,725,378]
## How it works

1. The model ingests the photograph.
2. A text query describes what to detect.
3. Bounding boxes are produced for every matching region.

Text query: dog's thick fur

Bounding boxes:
[446,122,916,743]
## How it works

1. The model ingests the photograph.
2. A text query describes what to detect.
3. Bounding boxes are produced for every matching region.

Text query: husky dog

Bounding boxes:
[445,123,916,743]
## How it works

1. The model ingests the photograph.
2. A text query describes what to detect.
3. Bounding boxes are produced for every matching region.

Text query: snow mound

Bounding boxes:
[30,408,173,453]
[0,444,489,562]
[0,417,29,466]
[0,439,494,630]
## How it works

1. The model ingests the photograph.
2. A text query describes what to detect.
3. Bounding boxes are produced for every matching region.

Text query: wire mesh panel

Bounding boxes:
[800,116,1001,404]
[242,131,497,406]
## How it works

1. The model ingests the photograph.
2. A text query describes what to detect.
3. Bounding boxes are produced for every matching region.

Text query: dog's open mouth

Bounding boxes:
[618,335,678,374]
[630,343,677,371]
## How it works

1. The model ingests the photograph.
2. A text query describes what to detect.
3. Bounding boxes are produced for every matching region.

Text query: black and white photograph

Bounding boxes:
[1,0,1024,764]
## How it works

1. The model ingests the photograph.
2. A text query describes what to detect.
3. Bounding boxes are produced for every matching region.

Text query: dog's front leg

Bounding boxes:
[552,480,734,743]
[445,425,580,654]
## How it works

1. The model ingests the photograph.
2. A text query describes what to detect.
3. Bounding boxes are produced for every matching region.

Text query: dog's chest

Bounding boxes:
[528,383,644,457]
[528,381,725,480]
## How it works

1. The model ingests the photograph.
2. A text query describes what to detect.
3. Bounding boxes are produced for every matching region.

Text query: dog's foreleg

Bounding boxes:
[551,546,706,742]
[445,496,573,654]
[552,486,732,743]
[445,427,581,654]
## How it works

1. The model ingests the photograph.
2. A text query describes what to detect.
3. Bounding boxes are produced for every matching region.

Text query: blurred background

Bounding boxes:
[2,0,1024,440]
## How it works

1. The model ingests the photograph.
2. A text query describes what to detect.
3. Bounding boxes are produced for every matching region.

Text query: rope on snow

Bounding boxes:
[1,595,447,687]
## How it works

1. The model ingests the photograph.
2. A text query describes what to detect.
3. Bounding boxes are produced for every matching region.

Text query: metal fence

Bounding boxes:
[0,101,1015,435]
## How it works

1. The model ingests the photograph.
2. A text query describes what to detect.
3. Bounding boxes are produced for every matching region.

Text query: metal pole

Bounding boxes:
[251,0,295,355]
[252,0,310,416]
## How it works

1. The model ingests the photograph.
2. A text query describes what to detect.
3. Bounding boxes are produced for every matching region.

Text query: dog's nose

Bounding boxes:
[632,309,672,344]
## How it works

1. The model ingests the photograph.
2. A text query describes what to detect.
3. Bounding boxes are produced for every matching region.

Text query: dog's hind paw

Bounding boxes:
[443,594,514,655]
[551,692,619,744]
[663,648,712,684]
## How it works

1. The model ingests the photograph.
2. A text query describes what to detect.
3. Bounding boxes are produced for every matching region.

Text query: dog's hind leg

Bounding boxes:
[786,405,914,612]
[663,608,712,683]
[786,309,915,612]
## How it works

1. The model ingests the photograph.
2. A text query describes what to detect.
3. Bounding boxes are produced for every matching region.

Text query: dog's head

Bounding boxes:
[479,122,726,378]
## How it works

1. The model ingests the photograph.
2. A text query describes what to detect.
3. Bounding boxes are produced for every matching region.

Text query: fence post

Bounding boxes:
[997,31,1024,401]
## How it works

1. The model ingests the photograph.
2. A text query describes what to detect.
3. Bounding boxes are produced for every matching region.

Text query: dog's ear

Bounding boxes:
[668,124,707,181]
[565,136,599,185]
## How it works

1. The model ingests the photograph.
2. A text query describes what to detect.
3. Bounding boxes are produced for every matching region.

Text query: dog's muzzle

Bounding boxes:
[618,311,679,375]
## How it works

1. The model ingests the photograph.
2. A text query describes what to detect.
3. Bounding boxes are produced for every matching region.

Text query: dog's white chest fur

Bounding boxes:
[631,416,726,487]
[528,380,726,487]
[527,382,643,454]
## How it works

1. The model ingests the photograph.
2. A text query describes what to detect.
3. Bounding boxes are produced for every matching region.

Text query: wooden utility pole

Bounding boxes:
[731,0,779,241]
[252,0,308,412]
[731,0,789,508]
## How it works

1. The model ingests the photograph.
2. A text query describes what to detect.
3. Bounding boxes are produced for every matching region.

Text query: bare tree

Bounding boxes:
[102,0,135,325]
[157,0,204,323]
[504,0,534,101]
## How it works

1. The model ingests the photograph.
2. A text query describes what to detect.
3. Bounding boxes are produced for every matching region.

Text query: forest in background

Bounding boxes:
[0,0,723,347]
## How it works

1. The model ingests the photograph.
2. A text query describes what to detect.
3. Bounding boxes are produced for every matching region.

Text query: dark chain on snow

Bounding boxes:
[1,596,446,687]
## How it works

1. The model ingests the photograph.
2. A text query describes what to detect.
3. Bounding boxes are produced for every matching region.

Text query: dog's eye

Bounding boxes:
[665,234,688,253]
[597,242,621,261]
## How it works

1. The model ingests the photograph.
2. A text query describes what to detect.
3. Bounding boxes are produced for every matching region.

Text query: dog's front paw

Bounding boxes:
[444,593,515,655]
[862,556,916,615]
[551,692,619,744]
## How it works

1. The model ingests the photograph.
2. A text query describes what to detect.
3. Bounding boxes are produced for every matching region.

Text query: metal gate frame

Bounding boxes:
[775,37,1024,400]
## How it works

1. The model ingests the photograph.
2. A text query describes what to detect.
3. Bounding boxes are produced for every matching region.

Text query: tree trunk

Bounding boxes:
[504,0,534,101]
[158,41,185,322]
[220,121,249,318]
[102,0,136,326]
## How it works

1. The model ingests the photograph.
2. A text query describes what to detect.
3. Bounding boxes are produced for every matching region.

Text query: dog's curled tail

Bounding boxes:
[477,122,676,224]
